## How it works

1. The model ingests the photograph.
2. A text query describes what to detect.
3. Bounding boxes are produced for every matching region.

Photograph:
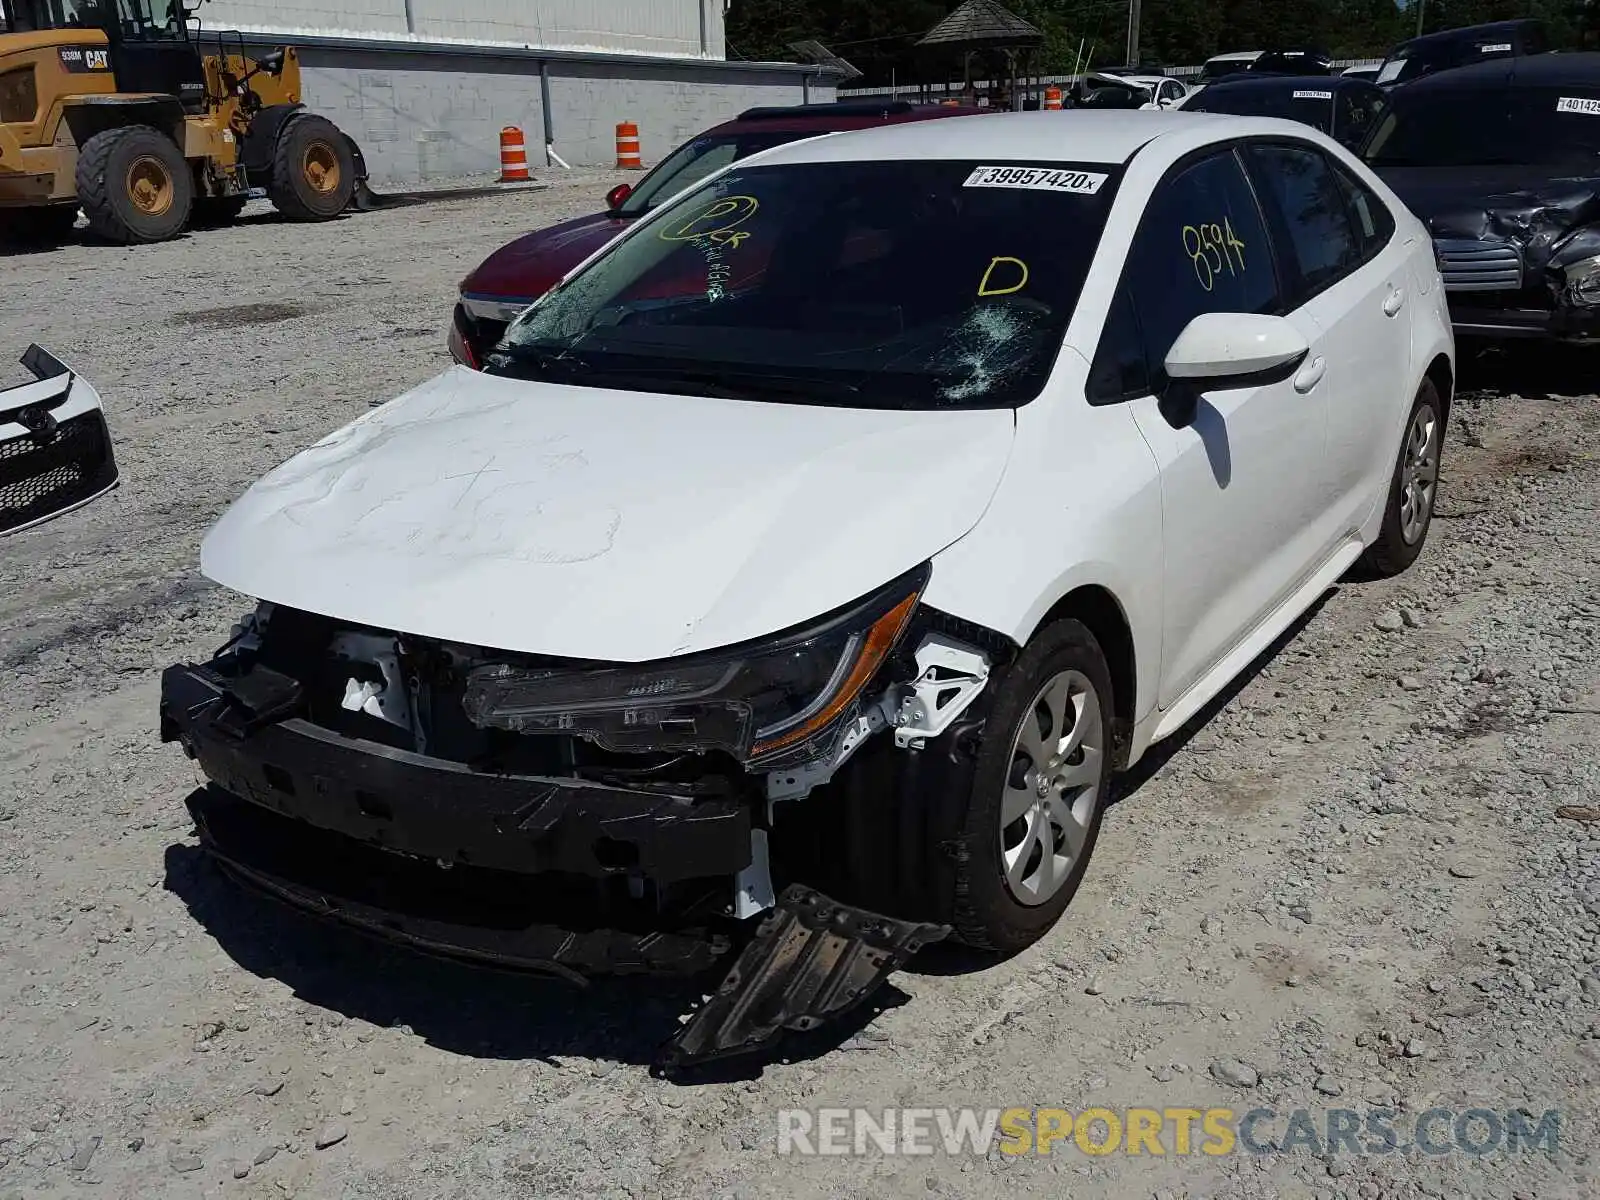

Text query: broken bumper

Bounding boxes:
[186,784,733,977]
[159,661,753,884]
[1,345,119,536]
[159,660,752,976]
[1448,299,1600,342]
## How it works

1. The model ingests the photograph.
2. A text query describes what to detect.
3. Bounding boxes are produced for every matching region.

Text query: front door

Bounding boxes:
[1097,147,1335,709]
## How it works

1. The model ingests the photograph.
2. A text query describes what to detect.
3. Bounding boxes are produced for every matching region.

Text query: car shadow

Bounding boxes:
[163,840,894,1078]
[1456,338,1598,399]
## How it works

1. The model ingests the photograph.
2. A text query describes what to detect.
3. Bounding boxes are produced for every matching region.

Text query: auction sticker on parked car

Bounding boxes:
[1556,96,1600,115]
[1293,90,1334,100]
[962,166,1108,194]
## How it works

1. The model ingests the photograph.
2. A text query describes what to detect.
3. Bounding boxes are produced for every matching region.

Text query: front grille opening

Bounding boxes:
[0,409,117,534]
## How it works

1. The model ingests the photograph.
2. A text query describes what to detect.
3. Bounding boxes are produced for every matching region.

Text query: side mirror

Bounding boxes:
[1159,313,1310,428]
[605,182,633,211]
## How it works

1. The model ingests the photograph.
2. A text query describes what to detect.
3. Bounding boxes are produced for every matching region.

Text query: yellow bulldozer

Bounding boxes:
[0,0,368,244]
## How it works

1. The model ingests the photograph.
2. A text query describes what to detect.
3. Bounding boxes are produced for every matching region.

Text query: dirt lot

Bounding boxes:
[2,175,1599,1200]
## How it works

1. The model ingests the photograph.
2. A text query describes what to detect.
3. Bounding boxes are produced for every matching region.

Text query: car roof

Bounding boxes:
[745,109,1304,168]
[1396,50,1600,92]
[702,99,982,137]
[1206,51,1262,63]
[1392,18,1539,51]
[1196,74,1370,95]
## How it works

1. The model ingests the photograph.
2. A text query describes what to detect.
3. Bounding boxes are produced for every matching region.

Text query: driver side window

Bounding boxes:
[1089,148,1281,404]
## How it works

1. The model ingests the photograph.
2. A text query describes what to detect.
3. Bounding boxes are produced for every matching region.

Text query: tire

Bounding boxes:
[75,125,193,245]
[945,619,1115,950]
[795,619,1115,954]
[1359,378,1444,578]
[190,194,248,229]
[268,115,355,221]
[0,205,77,245]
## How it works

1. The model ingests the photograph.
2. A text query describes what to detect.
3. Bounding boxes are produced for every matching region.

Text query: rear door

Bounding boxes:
[1243,141,1413,541]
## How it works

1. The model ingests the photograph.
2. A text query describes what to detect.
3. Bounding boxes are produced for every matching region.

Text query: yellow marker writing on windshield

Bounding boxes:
[979,256,1030,296]
[659,195,760,242]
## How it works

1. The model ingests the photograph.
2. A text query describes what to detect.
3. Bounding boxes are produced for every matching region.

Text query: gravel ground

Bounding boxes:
[2,177,1599,1200]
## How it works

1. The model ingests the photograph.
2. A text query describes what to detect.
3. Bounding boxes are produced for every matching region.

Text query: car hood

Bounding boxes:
[1376,165,1600,270]
[201,369,1017,662]
[459,211,630,301]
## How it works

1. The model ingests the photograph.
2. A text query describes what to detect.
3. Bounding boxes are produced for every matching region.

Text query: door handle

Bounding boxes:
[1293,356,1326,393]
[1383,287,1406,317]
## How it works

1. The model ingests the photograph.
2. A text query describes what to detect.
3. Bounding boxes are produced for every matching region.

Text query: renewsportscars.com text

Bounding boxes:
[776,1106,1562,1158]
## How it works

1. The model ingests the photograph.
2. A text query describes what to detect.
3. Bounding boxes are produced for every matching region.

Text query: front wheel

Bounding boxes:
[948,619,1113,950]
[801,619,1114,954]
[268,115,356,221]
[1360,378,1444,578]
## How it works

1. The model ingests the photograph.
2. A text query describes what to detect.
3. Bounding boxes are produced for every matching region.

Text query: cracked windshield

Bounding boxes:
[492,159,1121,409]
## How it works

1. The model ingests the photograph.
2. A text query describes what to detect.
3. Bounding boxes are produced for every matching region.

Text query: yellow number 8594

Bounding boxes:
[1181,219,1248,292]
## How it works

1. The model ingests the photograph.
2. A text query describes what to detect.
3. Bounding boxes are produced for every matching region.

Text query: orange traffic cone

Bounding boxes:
[615,122,643,169]
[499,126,531,182]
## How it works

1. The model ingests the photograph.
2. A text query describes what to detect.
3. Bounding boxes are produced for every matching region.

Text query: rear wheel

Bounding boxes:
[1359,378,1444,578]
[76,125,193,244]
[190,194,249,229]
[268,115,355,220]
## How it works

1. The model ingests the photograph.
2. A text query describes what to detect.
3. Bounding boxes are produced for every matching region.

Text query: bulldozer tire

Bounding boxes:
[190,195,249,229]
[76,126,193,245]
[0,205,78,245]
[268,115,355,221]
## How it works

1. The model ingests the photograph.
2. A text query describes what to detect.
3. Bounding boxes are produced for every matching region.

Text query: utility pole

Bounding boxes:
[1127,0,1141,68]
[1416,0,1426,38]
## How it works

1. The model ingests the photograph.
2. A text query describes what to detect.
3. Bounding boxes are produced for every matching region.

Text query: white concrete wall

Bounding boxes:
[290,46,831,184]
[202,0,723,59]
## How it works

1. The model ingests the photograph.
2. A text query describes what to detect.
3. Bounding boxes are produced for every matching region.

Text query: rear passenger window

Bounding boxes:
[1116,150,1281,380]
[1245,144,1362,301]
[1332,164,1395,258]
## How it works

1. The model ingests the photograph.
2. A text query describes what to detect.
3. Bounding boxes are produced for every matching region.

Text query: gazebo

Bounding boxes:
[916,0,1045,110]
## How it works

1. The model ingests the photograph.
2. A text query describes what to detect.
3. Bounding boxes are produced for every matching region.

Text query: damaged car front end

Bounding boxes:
[1364,55,1600,343]
[160,569,985,1064]
[158,142,1138,1068]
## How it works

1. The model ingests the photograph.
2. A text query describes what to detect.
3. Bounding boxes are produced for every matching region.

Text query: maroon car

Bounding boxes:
[448,100,984,367]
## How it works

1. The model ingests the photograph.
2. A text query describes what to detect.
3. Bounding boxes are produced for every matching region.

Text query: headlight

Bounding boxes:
[447,303,480,369]
[461,564,929,765]
[1560,253,1600,307]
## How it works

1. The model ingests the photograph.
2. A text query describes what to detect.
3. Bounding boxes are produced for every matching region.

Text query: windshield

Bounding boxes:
[1199,57,1254,82]
[1365,87,1600,168]
[615,130,802,216]
[1185,85,1336,133]
[491,158,1121,411]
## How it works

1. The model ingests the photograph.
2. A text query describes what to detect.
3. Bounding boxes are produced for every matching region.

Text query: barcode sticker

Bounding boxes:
[1478,42,1513,52]
[1557,96,1600,115]
[962,166,1108,194]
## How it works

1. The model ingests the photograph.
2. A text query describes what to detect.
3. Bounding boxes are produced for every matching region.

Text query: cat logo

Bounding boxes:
[58,46,112,73]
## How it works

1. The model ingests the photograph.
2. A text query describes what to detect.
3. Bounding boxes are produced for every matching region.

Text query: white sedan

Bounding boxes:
[164,112,1453,976]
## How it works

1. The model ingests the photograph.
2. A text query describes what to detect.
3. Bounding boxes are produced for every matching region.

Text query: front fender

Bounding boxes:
[239,101,304,183]
[922,357,1164,726]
